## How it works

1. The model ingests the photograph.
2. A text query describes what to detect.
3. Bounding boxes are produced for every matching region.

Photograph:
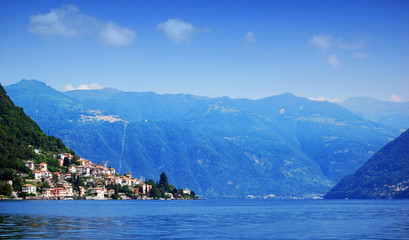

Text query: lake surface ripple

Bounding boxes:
[1,199,408,239]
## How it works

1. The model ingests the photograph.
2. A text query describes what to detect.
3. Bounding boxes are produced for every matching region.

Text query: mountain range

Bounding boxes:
[4,80,403,198]
[324,128,409,199]
[340,97,409,131]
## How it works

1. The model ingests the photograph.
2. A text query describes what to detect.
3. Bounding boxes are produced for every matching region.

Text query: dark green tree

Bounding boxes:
[63,157,70,167]
[149,184,162,198]
[71,174,85,192]
[0,181,12,196]
[145,179,156,187]
[42,181,50,189]
[158,172,169,192]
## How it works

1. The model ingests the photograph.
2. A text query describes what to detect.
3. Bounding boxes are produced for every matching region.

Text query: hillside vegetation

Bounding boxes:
[324,129,409,199]
[0,83,71,193]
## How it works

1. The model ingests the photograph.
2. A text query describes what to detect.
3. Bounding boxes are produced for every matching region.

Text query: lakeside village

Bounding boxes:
[3,151,197,200]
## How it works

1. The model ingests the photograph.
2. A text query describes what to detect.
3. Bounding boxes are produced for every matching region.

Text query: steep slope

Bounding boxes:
[4,79,87,134]
[0,83,70,185]
[66,88,397,182]
[5,80,399,198]
[324,129,409,199]
[341,97,409,131]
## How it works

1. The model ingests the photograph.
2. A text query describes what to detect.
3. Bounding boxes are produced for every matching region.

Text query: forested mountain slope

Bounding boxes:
[0,83,71,193]
[5,80,399,198]
[325,129,409,199]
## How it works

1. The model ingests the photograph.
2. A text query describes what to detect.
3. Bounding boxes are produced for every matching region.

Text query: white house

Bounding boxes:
[76,166,90,176]
[59,153,73,160]
[40,170,51,178]
[68,166,77,173]
[39,162,47,171]
[22,184,36,195]
[91,188,105,199]
[25,160,35,170]
[42,188,52,198]
[33,171,41,180]
[65,186,73,196]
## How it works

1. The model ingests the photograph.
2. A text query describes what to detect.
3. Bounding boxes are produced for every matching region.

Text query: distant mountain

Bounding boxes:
[324,129,409,199]
[5,80,399,198]
[340,97,409,131]
[0,83,70,186]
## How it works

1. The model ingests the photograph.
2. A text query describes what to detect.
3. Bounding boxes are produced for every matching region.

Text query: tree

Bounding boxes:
[63,157,70,167]
[12,177,22,192]
[42,181,50,189]
[149,184,161,198]
[145,179,156,187]
[158,172,169,192]
[71,174,85,192]
[0,181,12,196]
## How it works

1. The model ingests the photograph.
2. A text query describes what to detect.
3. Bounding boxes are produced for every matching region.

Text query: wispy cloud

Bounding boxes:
[309,34,365,50]
[157,18,196,43]
[390,94,403,102]
[354,51,370,60]
[98,22,137,46]
[64,83,103,91]
[326,55,341,70]
[29,4,136,46]
[308,96,341,103]
[309,34,333,49]
[243,31,256,42]
[309,34,368,70]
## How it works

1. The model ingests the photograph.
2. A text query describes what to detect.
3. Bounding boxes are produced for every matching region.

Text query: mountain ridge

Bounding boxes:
[340,96,409,130]
[4,79,400,198]
[324,128,409,199]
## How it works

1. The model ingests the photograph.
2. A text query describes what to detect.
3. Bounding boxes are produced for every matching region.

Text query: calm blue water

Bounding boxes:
[0,199,408,239]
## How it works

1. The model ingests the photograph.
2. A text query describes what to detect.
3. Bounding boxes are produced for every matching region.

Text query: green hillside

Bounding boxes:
[324,129,409,199]
[0,83,71,194]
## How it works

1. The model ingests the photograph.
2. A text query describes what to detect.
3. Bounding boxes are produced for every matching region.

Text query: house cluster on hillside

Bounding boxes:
[22,153,153,199]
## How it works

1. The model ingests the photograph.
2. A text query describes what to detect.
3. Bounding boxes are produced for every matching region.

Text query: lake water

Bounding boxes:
[0,199,408,239]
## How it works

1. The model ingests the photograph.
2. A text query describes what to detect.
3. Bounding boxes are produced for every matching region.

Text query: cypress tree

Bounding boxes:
[159,172,169,192]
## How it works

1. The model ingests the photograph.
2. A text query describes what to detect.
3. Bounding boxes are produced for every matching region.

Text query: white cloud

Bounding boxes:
[354,52,370,60]
[244,31,256,42]
[64,84,75,91]
[309,34,365,50]
[29,5,88,36]
[98,22,137,46]
[390,94,403,102]
[29,4,136,46]
[308,96,341,103]
[64,83,103,91]
[157,18,197,43]
[309,34,333,49]
[326,55,341,70]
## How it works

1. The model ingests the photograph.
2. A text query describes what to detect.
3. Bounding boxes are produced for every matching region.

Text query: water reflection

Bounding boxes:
[0,200,408,239]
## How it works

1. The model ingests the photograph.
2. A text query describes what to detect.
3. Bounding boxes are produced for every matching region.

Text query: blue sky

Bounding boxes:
[0,0,408,102]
